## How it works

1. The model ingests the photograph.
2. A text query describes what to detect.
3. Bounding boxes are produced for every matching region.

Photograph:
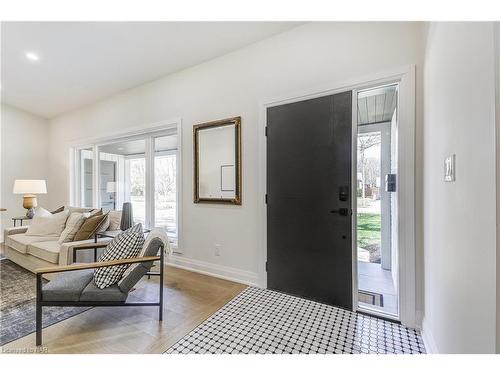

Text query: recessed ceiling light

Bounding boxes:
[117,147,124,151]
[25,52,40,61]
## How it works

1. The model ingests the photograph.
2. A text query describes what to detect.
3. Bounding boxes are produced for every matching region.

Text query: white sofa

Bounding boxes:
[3,213,112,273]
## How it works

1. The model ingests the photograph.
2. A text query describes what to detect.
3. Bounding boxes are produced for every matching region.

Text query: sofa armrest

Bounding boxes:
[59,238,112,266]
[4,226,29,237]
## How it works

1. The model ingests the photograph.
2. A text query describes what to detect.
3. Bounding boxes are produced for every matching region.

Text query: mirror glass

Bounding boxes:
[194,117,241,204]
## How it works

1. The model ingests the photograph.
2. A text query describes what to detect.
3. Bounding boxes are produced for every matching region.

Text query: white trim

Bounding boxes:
[166,254,258,286]
[421,317,438,354]
[397,66,416,328]
[351,90,359,311]
[92,145,98,208]
[174,122,183,251]
[145,136,153,229]
[258,64,416,328]
[69,119,180,148]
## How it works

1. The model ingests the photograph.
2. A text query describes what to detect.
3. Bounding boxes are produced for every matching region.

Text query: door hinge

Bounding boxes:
[265,126,268,136]
[265,261,268,272]
[265,194,268,204]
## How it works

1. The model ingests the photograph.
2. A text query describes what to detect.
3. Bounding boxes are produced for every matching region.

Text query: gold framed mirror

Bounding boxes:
[193,116,241,205]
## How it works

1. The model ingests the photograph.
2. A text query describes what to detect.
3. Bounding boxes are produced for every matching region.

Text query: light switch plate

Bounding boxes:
[444,154,455,182]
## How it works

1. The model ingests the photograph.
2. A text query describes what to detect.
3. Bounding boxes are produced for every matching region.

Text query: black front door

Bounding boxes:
[266,91,353,309]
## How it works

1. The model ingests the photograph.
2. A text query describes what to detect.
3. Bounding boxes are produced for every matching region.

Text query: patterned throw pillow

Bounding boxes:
[58,212,86,243]
[93,224,145,289]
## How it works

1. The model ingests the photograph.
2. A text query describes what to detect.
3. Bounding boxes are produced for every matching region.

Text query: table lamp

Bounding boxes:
[13,179,47,218]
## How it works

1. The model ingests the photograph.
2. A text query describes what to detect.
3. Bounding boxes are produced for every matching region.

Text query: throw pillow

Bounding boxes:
[96,214,110,232]
[26,210,69,237]
[51,206,65,214]
[108,210,122,230]
[73,213,109,241]
[34,207,52,217]
[58,212,86,243]
[94,224,145,289]
[83,208,102,218]
[68,206,92,214]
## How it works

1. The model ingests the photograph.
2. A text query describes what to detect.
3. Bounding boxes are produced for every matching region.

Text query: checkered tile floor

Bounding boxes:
[166,287,426,354]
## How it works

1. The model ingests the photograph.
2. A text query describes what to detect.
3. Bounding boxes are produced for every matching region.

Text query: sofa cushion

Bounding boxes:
[28,240,61,263]
[42,269,94,302]
[5,233,57,254]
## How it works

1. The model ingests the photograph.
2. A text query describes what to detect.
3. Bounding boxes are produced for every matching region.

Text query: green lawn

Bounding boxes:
[357,213,381,249]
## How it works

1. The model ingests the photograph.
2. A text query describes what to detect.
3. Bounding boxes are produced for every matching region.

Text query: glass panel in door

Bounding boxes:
[98,139,146,225]
[154,135,177,240]
[356,84,399,318]
[78,147,94,208]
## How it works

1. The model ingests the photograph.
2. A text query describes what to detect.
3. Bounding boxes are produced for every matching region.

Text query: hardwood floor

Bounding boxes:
[1,244,247,354]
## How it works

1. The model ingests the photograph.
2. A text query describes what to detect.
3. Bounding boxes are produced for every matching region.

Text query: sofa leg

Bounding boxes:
[36,273,43,346]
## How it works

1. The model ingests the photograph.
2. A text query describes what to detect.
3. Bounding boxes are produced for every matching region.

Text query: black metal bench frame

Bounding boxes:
[35,243,164,346]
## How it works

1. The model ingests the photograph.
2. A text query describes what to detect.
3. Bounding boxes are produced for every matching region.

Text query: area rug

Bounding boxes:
[165,286,425,354]
[0,259,91,346]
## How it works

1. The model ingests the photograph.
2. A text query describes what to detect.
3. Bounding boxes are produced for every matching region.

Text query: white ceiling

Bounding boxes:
[1,22,302,118]
[357,85,397,125]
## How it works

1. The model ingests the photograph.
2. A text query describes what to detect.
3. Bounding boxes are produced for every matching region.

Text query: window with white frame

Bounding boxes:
[73,128,180,246]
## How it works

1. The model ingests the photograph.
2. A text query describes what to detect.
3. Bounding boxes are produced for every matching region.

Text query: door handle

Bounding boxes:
[330,208,349,216]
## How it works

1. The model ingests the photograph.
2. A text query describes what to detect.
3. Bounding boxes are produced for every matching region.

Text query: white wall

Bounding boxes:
[422,22,497,353]
[48,22,425,286]
[495,22,500,353]
[0,104,50,240]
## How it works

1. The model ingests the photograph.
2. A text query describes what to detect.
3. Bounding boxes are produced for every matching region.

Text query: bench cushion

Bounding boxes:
[28,241,60,263]
[80,280,127,302]
[94,224,144,289]
[118,237,164,293]
[42,269,94,301]
[5,234,57,254]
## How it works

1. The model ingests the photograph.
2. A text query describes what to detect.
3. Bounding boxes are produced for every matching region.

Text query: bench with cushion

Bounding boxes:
[35,233,167,346]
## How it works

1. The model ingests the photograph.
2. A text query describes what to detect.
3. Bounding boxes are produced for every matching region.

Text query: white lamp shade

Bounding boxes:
[13,180,47,194]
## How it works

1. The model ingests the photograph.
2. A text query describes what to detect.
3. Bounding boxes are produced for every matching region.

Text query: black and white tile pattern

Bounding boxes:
[166,287,425,354]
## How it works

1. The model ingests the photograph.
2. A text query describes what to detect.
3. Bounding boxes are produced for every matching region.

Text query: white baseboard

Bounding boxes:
[421,317,439,354]
[166,254,259,286]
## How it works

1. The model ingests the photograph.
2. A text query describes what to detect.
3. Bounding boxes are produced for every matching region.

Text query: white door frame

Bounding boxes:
[258,65,416,328]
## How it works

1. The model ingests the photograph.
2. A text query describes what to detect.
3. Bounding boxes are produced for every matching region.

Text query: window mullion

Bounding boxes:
[145,137,154,229]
